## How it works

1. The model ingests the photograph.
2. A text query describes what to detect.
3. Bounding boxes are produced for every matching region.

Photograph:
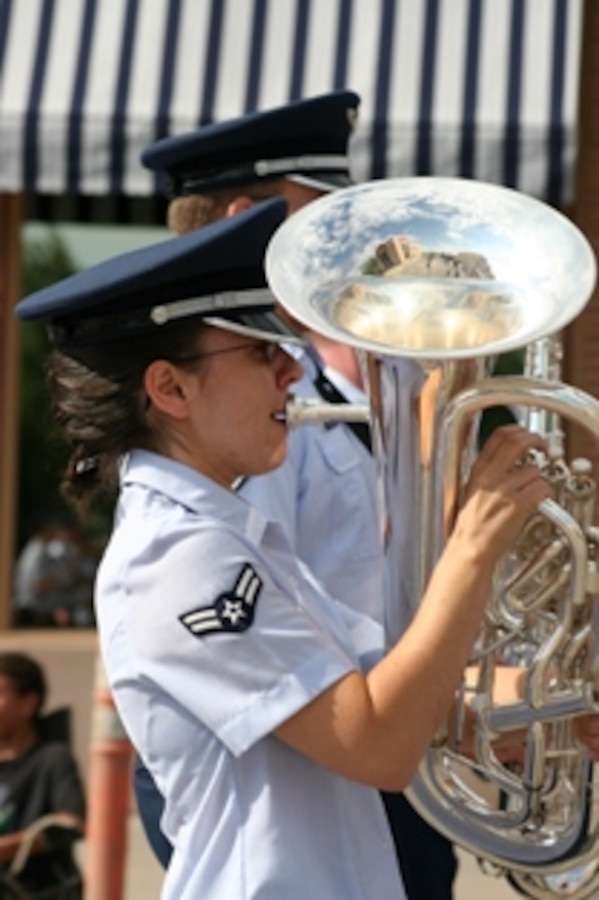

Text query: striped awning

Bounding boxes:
[0,0,584,217]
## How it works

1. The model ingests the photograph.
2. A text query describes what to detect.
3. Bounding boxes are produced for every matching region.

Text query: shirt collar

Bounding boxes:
[120,449,258,531]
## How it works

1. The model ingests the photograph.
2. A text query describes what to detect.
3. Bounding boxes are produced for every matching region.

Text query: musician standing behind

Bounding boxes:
[136,92,457,897]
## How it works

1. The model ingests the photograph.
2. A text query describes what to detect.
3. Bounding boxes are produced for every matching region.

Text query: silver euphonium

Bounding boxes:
[265,177,599,898]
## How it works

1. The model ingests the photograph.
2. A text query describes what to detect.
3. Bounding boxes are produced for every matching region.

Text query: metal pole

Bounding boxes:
[0,193,23,631]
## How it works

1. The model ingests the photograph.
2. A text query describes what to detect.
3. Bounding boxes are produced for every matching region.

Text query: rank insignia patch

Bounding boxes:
[179,563,263,637]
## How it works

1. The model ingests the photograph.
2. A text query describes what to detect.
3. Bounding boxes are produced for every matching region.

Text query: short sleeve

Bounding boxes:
[119,522,359,756]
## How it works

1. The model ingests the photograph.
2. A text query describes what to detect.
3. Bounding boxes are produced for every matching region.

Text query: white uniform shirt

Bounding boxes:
[95,450,405,900]
[240,350,386,624]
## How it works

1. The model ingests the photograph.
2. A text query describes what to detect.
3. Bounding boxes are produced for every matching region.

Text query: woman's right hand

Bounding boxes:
[452,424,553,564]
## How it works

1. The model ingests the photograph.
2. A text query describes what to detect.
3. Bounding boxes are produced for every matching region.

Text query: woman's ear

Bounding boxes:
[144,360,190,419]
[225,195,255,217]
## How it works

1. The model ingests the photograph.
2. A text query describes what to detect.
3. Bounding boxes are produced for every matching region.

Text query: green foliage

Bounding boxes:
[17,230,112,551]
[22,229,76,295]
[477,350,526,448]
[492,348,526,376]
[17,230,75,549]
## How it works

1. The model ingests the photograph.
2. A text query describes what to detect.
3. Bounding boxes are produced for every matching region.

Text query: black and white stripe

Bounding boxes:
[0,0,583,214]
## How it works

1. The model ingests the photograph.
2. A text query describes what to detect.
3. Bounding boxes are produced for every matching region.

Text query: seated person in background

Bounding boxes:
[13,515,98,628]
[0,652,86,893]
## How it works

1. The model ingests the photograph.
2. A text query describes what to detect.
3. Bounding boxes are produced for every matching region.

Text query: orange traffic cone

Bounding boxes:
[84,654,134,900]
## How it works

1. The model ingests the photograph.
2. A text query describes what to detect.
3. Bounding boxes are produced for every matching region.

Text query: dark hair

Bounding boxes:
[47,321,207,513]
[0,653,47,716]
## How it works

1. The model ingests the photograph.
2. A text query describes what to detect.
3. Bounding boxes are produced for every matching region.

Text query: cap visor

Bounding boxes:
[203,309,306,345]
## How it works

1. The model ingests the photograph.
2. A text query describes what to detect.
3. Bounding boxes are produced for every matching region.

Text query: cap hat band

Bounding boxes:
[253,153,349,177]
[177,153,349,195]
[49,288,278,346]
[150,288,275,324]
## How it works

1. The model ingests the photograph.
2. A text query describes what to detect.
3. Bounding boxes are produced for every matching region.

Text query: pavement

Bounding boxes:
[2,629,526,898]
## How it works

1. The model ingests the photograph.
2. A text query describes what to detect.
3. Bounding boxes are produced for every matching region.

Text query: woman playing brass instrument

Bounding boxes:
[15,199,599,900]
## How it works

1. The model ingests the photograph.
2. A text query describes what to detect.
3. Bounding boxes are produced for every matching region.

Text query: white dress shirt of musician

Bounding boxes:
[239,342,385,625]
[97,449,404,900]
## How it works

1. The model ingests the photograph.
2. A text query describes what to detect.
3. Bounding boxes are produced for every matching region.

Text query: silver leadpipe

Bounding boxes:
[285,395,369,428]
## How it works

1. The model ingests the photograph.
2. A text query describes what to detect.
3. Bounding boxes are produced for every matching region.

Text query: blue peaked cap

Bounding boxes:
[141,90,360,197]
[15,199,300,347]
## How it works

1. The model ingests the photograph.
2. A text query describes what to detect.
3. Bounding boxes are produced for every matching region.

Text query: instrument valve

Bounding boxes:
[587,525,599,548]
[570,456,593,478]
[563,458,595,528]
[540,446,567,491]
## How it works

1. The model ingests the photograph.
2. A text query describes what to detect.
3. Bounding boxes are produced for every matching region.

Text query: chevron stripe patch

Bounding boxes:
[179,563,263,637]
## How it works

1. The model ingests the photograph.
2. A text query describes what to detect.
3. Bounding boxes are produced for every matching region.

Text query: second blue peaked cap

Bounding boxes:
[141,91,360,197]
[15,200,300,347]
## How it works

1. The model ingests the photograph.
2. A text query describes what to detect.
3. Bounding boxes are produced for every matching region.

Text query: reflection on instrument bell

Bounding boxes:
[266,177,599,898]
[265,176,595,361]
[333,276,519,353]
